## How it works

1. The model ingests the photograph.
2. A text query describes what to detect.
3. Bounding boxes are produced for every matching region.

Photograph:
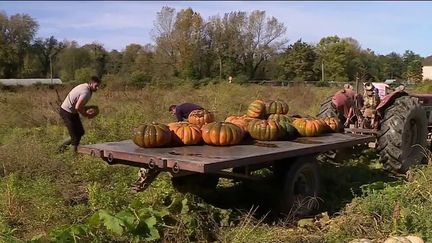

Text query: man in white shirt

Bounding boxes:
[58,76,101,153]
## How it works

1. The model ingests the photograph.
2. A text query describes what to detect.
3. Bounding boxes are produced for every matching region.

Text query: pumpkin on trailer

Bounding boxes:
[267,114,293,124]
[276,120,298,140]
[247,99,266,118]
[201,122,244,146]
[188,109,215,127]
[292,118,327,137]
[322,117,342,133]
[225,115,254,132]
[266,100,289,115]
[168,122,202,146]
[248,119,284,141]
[133,123,172,148]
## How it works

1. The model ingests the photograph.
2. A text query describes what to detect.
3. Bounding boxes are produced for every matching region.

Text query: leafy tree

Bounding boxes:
[315,36,362,82]
[82,42,107,78]
[33,36,65,77]
[56,41,92,81]
[402,50,423,82]
[105,50,122,75]
[0,12,38,78]
[279,39,317,81]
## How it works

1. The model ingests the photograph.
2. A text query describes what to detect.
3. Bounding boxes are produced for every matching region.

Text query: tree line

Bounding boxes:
[0,7,426,86]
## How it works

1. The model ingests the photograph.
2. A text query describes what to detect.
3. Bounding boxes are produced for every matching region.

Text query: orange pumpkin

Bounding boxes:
[291,118,326,137]
[201,122,244,146]
[225,115,254,132]
[247,100,266,118]
[266,100,289,114]
[248,119,284,141]
[133,123,172,148]
[322,117,342,133]
[168,122,202,145]
[188,109,215,127]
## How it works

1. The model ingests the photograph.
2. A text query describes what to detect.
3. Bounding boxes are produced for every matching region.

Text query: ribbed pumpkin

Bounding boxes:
[277,120,298,140]
[247,100,266,118]
[201,122,244,146]
[291,118,326,137]
[248,119,284,141]
[322,117,342,133]
[188,109,215,127]
[168,122,202,145]
[225,115,254,132]
[133,123,172,148]
[266,100,289,114]
[267,114,293,124]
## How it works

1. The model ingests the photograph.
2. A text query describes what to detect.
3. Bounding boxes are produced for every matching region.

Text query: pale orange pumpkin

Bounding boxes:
[168,122,202,145]
[188,109,215,127]
[225,115,254,132]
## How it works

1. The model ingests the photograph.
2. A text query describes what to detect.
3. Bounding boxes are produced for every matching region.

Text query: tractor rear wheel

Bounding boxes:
[317,96,340,119]
[377,96,428,174]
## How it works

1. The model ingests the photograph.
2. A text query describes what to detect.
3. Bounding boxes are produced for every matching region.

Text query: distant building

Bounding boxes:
[0,78,62,86]
[422,56,432,81]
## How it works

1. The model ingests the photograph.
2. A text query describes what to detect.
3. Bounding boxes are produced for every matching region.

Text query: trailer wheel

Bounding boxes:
[171,174,219,193]
[280,157,321,217]
[377,96,428,174]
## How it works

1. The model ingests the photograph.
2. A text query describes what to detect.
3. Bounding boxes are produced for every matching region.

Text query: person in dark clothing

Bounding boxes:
[169,103,203,121]
[58,76,101,153]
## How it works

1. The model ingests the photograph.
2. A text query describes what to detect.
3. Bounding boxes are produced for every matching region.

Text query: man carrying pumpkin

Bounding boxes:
[169,103,204,122]
[58,76,101,154]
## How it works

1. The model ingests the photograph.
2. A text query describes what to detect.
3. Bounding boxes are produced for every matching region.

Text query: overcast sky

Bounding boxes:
[2,1,432,57]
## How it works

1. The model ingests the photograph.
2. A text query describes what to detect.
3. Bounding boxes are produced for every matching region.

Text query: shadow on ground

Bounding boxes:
[183,147,399,222]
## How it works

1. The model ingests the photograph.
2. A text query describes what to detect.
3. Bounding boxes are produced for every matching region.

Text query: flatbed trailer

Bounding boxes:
[78,132,375,214]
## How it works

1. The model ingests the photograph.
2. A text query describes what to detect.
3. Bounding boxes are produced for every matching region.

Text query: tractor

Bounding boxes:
[317,83,431,175]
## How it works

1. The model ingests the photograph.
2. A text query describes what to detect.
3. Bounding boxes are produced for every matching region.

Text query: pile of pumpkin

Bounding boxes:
[132,100,342,148]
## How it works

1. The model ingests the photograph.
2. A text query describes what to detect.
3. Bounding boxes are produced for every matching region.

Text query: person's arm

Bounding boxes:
[75,95,89,118]
[175,110,183,121]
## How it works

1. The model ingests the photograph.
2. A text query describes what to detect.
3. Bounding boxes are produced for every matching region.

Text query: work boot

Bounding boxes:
[72,145,78,154]
[57,138,72,153]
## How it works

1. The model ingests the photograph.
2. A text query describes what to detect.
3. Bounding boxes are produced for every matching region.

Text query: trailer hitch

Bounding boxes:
[131,168,161,193]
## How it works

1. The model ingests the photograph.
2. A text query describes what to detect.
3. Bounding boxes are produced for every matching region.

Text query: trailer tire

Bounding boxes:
[171,174,219,193]
[377,96,428,174]
[280,157,321,217]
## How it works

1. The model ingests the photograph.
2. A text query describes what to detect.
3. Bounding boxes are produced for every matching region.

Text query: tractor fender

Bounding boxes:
[376,90,409,117]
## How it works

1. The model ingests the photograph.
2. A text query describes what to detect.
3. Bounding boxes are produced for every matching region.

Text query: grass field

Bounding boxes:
[0,81,431,242]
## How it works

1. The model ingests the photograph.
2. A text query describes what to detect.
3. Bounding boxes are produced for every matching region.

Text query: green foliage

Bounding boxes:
[74,67,96,83]
[280,39,317,81]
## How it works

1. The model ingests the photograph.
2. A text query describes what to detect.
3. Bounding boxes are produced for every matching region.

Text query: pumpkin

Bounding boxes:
[247,99,266,118]
[383,236,424,243]
[267,114,293,124]
[266,100,289,114]
[168,122,202,145]
[188,109,215,127]
[248,119,284,141]
[201,122,244,146]
[277,120,299,140]
[84,105,99,119]
[133,123,172,148]
[322,117,342,133]
[292,118,326,137]
[225,115,254,132]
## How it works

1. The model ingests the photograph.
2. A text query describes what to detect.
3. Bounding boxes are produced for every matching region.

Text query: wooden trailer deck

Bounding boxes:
[78,133,375,173]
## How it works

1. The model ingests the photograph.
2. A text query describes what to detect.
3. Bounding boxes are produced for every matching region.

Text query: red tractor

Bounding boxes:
[317,83,430,175]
